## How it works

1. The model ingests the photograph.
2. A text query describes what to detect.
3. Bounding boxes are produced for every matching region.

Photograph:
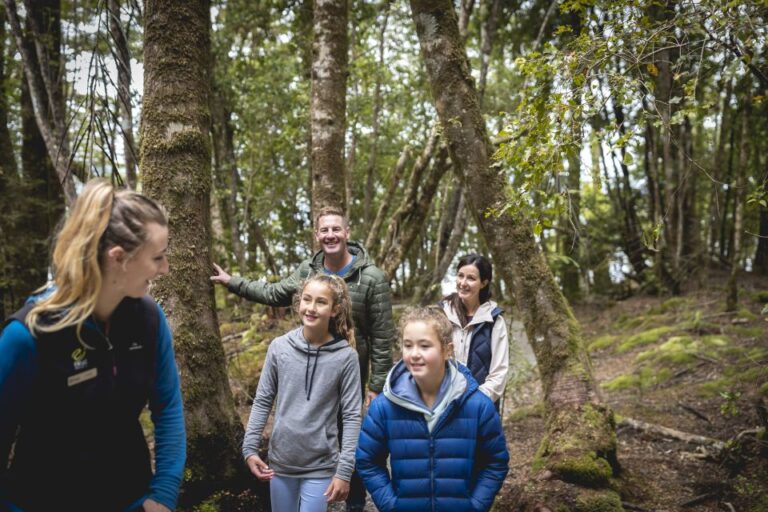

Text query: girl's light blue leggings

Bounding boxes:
[270,474,333,512]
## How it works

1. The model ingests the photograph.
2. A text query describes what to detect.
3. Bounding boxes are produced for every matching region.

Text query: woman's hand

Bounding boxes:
[141,498,171,512]
[323,477,350,503]
[246,454,274,481]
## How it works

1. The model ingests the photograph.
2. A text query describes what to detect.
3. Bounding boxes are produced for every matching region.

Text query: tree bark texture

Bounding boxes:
[140,0,245,503]
[310,0,348,219]
[408,1,619,507]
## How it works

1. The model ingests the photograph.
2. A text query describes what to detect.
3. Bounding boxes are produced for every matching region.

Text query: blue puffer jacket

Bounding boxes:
[356,361,509,511]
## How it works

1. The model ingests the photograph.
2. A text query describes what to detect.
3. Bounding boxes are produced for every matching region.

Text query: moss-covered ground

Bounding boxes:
[496,269,768,511]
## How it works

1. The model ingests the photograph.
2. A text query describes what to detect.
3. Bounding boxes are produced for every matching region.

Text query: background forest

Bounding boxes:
[0,0,766,511]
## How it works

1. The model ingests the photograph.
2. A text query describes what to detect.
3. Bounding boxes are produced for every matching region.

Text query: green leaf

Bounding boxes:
[622,151,634,165]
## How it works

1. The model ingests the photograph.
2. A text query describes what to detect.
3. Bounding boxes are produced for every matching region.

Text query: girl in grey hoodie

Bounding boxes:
[242,275,362,511]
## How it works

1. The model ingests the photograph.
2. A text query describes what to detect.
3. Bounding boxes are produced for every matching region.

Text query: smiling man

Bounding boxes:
[210,206,395,511]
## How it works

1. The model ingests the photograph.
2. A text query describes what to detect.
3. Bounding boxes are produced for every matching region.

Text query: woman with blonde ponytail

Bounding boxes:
[0,179,186,512]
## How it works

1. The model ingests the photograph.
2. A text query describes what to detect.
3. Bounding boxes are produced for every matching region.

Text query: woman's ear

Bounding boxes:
[106,245,128,266]
[481,279,490,289]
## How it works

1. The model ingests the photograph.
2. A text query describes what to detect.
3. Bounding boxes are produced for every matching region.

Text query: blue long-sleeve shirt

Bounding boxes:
[0,303,186,511]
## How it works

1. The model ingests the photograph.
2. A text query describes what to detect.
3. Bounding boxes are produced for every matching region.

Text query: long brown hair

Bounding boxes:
[27,179,167,337]
[442,253,493,327]
[295,274,356,349]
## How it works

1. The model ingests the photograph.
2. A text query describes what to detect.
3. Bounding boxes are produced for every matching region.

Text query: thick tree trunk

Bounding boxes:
[108,0,137,188]
[408,2,619,508]
[140,0,245,504]
[310,0,348,218]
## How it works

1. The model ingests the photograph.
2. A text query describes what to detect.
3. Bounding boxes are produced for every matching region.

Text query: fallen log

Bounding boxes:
[618,417,725,453]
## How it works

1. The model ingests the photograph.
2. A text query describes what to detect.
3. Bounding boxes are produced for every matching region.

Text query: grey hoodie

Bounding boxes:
[242,327,362,481]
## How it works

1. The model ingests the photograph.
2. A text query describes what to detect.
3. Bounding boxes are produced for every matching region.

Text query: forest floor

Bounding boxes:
[214,269,768,511]
[496,269,768,512]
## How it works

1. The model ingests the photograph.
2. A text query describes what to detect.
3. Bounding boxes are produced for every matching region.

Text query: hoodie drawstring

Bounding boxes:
[305,341,321,400]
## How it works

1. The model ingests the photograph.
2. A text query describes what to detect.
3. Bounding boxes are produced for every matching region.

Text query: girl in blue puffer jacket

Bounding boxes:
[356,306,509,511]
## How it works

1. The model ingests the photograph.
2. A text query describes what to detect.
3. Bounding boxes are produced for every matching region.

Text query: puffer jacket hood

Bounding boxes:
[383,359,468,432]
[285,327,350,400]
[308,241,371,283]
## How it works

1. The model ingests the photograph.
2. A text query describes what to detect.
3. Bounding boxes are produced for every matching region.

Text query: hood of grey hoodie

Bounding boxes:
[383,359,468,432]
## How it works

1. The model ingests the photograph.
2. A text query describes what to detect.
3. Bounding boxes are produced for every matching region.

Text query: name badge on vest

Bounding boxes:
[68,368,98,387]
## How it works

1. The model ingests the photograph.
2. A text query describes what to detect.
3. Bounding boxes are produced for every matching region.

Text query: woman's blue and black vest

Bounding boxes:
[4,296,158,512]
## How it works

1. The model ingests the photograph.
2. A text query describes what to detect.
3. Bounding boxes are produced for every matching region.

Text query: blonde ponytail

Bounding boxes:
[27,179,167,337]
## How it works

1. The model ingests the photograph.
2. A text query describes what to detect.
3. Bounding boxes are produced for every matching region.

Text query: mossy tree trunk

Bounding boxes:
[408,2,621,509]
[140,0,245,504]
[310,0,347,219]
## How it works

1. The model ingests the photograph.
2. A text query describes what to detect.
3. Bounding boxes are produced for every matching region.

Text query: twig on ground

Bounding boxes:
[621,502,651,512]
[680,492,717,507]
[677,402,711,423]
[692,353,720,365]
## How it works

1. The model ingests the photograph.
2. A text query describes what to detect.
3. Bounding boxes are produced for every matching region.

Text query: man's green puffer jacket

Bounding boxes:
[227,241,395,394]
